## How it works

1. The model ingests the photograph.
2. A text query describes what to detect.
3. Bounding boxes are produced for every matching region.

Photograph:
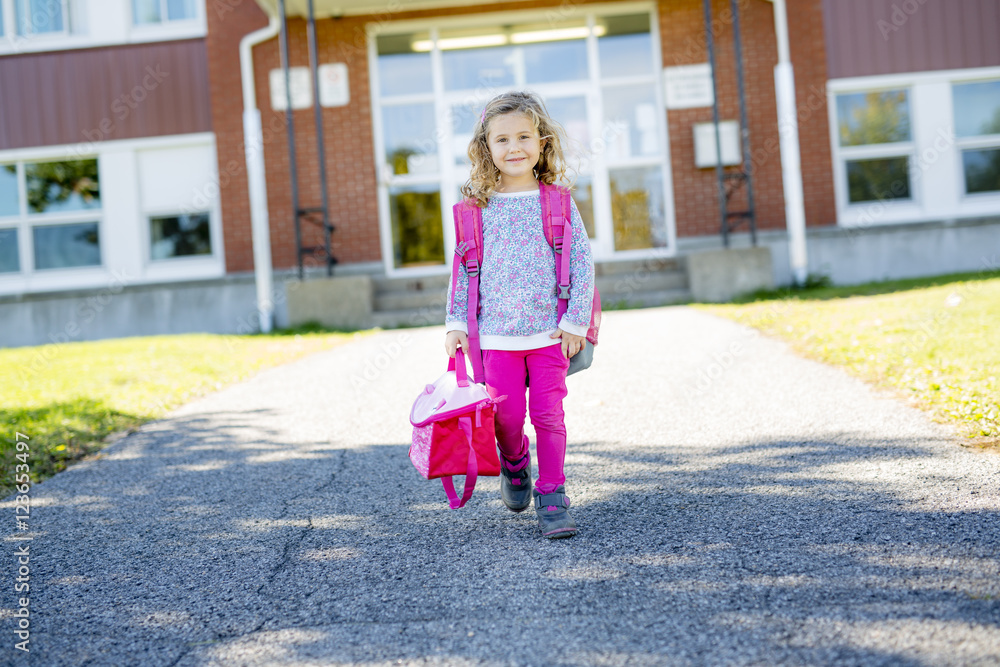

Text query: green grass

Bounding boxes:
[697,270,1000,446]
[0,330,360,497]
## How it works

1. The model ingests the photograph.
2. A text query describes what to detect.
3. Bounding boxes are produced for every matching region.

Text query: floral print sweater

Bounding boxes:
[446,188,595,351]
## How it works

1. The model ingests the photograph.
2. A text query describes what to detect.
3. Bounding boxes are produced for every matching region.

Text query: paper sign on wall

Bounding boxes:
[694,121,742,168]
[663,64,714,110]
[270,68,312,110]
[270,64,350,110]
[319,63,350,107]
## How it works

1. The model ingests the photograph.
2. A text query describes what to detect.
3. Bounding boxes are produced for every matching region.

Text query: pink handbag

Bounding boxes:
[409,348,503,509]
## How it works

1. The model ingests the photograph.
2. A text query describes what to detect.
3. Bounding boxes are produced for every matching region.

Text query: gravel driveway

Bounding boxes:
[3,306,999,666]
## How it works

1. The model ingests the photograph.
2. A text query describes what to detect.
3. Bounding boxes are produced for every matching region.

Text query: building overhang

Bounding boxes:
[253,0,477,19]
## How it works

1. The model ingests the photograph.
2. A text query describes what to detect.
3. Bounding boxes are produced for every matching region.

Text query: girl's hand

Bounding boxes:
[445,330,469,358]
[550,329,585,359]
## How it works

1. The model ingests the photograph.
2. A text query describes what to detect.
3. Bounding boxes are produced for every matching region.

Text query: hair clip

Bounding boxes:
[480,108,486,125]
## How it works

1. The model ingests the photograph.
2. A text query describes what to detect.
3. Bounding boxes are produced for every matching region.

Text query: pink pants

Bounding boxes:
[483,343,570,495]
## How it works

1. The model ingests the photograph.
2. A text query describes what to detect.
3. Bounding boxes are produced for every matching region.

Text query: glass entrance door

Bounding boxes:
[372,9,674,276]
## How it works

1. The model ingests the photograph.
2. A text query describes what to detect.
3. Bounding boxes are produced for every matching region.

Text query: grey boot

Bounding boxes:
[533,486,577,539]
[500,452,532,512]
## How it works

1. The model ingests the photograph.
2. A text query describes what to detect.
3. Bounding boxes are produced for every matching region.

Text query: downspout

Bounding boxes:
[239,14,280,332]
[764,0,809,285]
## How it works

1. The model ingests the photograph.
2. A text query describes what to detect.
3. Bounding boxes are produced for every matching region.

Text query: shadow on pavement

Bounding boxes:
[11,414,999,666]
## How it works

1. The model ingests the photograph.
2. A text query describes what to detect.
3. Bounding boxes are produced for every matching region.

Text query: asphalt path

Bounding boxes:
[2,306,999,666]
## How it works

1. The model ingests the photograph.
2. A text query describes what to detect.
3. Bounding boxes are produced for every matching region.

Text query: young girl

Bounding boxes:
[445,91,595,539]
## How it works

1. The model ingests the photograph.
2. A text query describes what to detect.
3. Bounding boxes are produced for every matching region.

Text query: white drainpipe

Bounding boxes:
[239,15,281,332]
[765,0,809,285]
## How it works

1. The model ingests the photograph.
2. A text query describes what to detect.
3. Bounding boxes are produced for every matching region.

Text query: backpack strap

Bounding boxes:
[452,200,486,384]
[540,183,574,322]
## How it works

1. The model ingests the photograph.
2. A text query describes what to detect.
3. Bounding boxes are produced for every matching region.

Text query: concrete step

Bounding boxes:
[368,259,689,327]
[371,307,445,330]
[595,257,685,276]
[375,289,448,312]
[595,269,687,296]
[372,278,687,315]
[369,288,689,329]
[601,288,692,309]
[371,259,684,292]
[372,274,451,295]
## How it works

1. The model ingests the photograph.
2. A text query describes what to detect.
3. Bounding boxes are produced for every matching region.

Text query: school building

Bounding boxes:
[0,0,998,345]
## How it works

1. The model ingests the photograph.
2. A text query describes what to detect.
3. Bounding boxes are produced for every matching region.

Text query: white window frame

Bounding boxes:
[0,133,223,296]
[128,0,204,42]
[1,157,106,276]
[12,0,69,38]
[134,137,224,283]
[367,2,676,278]
[0,1,12,38]
[828,66,1000,228]
[951,77,1000,200]
[130,0,197,25]
[0,0,205,55]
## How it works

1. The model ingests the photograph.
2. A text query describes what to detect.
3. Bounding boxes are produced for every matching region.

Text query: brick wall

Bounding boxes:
[208,0,836,274]
[207,4,258,275]
[208,2,382,274]
[661,0,835,238]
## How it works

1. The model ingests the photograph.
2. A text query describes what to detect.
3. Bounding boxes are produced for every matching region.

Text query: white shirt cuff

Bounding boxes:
[446,320,469,334]
[557,316,588,338]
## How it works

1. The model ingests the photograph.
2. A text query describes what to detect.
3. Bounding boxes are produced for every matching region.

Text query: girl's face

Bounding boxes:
[486,112,546,190]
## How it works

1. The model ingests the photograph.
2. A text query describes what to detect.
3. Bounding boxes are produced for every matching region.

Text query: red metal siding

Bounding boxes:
[0,39,212,151]
[824,0,1000,79]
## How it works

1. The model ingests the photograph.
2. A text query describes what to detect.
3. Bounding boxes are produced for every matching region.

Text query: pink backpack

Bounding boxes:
[452,182,601,383]
[409,347,504,508]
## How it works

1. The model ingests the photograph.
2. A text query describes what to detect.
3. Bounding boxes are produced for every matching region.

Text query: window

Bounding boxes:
[389,186,442,269]
[33,222,100,269]
[0,158,103,274]
[832,71,1000,226]
[846,157,910,203]
[382,103,437,177]
[835,89,913,204]
[373,7,668,271]
[0,228,18,273]
[610,168,665,250]
[150,212,211,260]
[132,0,197,25]
[599,13,653,78]
[599,13,665,250]
[0,164,17,217]
[375,32,432,97]
[374,32,443,270]
[25,159,100,214]
[953,80,1000,195]
[15,0,67,36]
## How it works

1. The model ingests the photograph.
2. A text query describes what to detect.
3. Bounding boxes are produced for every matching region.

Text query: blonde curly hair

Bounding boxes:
[461,91,570,208]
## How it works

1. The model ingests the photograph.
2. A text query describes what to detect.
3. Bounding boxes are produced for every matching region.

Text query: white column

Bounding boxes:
[768,0,808,285]
[239,17,280,332]
[243,108,275,333]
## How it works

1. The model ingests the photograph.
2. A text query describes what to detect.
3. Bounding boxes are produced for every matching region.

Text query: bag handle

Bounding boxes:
[447,346,470,387]
[440,415,478,508]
